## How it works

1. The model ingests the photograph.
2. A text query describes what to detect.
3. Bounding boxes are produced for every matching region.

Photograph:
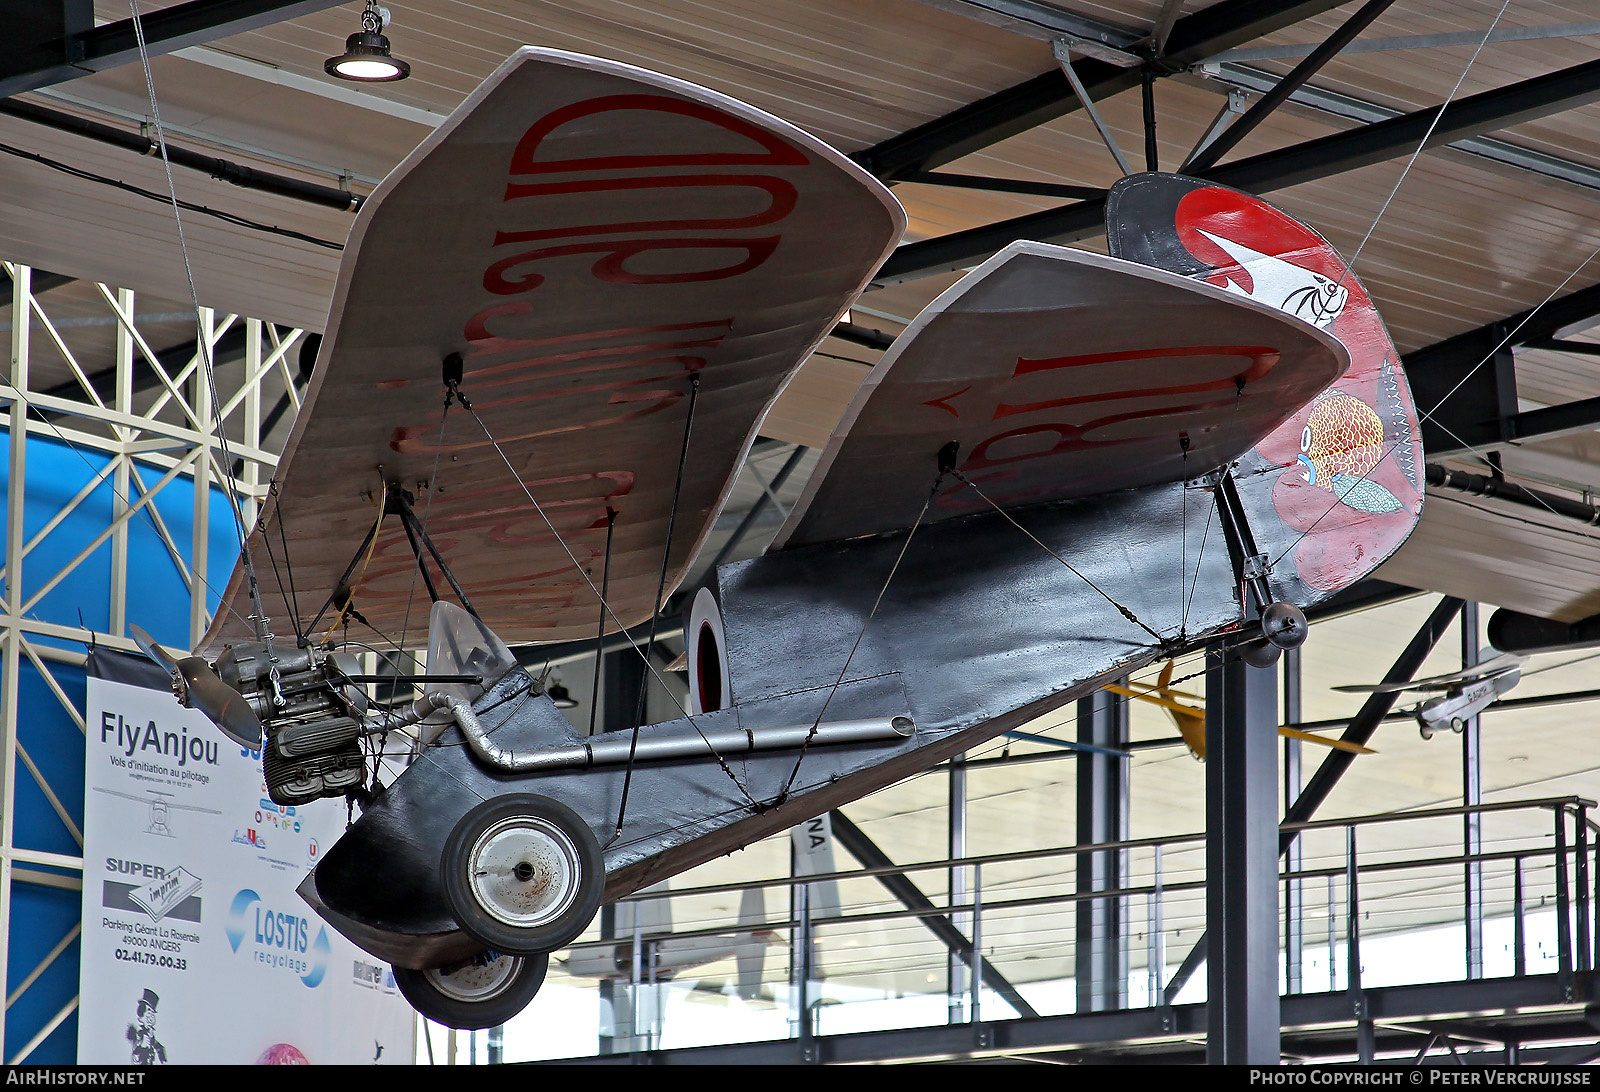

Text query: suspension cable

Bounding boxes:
[454,389,759,807]
[616,373,702,839]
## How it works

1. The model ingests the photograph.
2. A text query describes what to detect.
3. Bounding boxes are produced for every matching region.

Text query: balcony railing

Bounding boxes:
[477,795,1598,1062]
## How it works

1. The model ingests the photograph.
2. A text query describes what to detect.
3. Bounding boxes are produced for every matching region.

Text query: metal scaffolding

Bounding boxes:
[0,261,304,1063]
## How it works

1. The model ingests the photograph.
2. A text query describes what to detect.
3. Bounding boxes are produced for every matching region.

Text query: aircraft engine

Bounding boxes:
[215,642,368,805]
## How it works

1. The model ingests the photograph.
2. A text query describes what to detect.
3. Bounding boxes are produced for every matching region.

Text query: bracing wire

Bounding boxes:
[953,470,1167,644]
[776,474,943,804]
[455,393,760,807]
[128,0,273,654]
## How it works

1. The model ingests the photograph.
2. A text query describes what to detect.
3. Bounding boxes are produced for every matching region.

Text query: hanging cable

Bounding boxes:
[1334,0,1513,291]
[257,493,302,645]
[128,0,279,681]
[454,390,759,808]
[774,474,941,805]
[614,375,701,839]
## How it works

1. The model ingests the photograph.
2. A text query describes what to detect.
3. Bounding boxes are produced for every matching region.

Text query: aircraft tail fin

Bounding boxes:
[734,885,768,1001]
[1107,172,1423,600]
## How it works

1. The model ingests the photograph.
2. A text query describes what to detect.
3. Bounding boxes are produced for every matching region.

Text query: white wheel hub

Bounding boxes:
[426,954,521,1002]
[467,815,582,930]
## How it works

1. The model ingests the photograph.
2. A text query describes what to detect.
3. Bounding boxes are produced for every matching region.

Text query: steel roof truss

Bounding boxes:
[1408,283,1600,456]
[854,0,1353,179]
[876,54,1600,285]
[1181,0,1398,174]
[0,0,348,99]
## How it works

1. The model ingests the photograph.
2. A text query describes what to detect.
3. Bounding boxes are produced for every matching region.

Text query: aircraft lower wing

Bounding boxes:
[774,242,1350,550]
[202,48,904,653]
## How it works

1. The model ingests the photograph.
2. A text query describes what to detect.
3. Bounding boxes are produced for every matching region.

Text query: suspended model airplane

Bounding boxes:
[1333,652,1525,739]
[130,48,1425,1029]
[1106,663,1376,757]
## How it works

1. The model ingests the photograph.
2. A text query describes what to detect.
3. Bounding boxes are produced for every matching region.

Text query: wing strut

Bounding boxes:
[303,483,387,642]
[449,370,763,814]
[1207,467,1309,664]
[615,373,703,842]
[388,485,480,621]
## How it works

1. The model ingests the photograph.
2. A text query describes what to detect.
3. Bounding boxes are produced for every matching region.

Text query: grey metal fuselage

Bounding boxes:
[301,458,1326,969]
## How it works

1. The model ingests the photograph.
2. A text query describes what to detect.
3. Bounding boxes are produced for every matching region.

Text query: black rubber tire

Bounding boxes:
[394,950,548,1030]
[442,793,604,956]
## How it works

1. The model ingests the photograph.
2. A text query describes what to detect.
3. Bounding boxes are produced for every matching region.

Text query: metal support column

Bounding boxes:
[598,647,646,1054]
[189,308,213,650]
[949,752,969,1022]
[1164,597,1464,1006]
[1206,644,1280,1064]
[1283,646,1304,995]
[1462,602,1484,979]
[1076,687,1128,1013]
[0,263,29,1064]
[108,288,133,640]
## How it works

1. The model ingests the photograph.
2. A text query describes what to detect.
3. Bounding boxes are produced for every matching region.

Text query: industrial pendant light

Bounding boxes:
[545,682,579,709]
[325,2,411,82]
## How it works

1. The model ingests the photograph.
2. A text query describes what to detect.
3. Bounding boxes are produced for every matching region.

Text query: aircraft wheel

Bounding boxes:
[1261,601,1309,650]
[1241,638,1281,668]
[1419,724,1435,741]
[394,950,548,1030]
[1450,717,1466,733]
[442,793,603,956]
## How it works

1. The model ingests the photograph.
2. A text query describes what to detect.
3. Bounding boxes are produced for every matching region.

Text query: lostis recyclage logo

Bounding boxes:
[226,888,331,987]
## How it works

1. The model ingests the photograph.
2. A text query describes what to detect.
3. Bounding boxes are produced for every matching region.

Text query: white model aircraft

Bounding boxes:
[1333,652,1526,738]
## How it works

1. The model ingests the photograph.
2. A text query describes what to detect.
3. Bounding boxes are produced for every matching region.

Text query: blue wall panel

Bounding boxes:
[1,431,239,1063]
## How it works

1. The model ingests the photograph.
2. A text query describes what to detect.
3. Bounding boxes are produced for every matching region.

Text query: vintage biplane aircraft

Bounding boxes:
[1333,652,1525,739]
[130,48,1425,1029]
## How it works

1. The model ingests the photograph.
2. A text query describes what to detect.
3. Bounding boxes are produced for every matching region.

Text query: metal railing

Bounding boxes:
[534,795,1598,1058]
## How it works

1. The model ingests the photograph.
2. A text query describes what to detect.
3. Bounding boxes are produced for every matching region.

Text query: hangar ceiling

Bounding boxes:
[7,2,1600,1058]
[7,1,1600,622]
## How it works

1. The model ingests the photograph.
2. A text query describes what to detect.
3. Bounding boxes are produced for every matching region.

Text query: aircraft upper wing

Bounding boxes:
[773,242,1350,550]
[202,48,904,654]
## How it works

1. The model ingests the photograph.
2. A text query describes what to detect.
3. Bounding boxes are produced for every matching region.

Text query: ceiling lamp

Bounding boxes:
[325,3,411,83]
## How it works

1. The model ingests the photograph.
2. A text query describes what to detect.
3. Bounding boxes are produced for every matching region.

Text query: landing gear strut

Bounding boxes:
[1206,466,1309,667]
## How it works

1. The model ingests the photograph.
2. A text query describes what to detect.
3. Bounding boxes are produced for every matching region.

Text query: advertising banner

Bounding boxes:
[78,651,413,1065]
